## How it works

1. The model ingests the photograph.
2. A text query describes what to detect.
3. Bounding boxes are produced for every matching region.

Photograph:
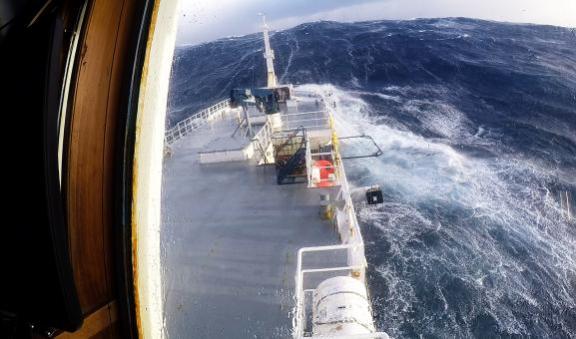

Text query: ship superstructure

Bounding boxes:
[162,18,389,339]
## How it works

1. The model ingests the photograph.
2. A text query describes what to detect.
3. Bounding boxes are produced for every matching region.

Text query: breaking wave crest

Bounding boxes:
[299,83,576,338]
[171,18,576,338]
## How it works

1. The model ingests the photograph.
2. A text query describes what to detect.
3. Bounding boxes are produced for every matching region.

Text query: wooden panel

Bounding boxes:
[56,302,118,339]
[66,0,137,320]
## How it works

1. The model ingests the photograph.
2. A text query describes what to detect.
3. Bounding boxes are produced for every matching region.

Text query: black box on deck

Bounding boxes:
[366,187,383,205]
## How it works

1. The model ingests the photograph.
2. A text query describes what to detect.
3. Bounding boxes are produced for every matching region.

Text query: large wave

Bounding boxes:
[298,83,576,338]
[169,18,576,338]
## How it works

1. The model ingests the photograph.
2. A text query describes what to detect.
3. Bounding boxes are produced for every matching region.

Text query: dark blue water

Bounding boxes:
[169,18,576,338]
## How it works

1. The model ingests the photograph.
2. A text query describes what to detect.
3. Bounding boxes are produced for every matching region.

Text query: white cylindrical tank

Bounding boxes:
[312,276,376,336]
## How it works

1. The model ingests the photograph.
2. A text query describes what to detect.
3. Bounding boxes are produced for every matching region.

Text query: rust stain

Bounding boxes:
[132,0,161,338]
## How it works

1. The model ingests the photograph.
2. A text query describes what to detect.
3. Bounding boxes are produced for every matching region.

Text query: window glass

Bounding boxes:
[161,1,576,338]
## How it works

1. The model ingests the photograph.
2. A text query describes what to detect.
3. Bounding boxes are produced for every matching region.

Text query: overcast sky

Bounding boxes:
[177,0,576,46]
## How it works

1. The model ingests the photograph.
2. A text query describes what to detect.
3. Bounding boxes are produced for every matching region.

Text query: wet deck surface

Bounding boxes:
[161,116,339,338]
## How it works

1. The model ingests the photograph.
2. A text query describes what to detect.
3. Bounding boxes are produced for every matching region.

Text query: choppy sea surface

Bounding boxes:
[169,18,576,338]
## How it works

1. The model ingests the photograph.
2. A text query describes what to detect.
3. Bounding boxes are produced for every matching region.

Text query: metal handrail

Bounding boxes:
[283,117,330,123]
[282,110,327,117]
[252,120,273,164]
[294,106,373,338]
[281,110,331,131]
[305,138,312,186]
[165,99,230,145]
[339,135,383,160]
[294,244,367,338]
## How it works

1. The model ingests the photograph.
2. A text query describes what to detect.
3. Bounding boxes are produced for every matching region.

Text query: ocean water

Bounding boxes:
[169,18,576,338]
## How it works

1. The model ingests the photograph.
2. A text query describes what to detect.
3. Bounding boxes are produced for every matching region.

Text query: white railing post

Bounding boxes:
[305,137,312,187]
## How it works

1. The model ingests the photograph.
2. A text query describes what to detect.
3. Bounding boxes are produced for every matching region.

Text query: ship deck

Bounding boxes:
[161,115,340,338]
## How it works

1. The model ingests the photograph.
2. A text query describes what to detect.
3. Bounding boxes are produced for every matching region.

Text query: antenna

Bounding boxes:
[259,13,277,88]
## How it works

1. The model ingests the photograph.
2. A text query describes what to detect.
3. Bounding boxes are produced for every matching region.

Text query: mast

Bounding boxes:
[260,14,277,88]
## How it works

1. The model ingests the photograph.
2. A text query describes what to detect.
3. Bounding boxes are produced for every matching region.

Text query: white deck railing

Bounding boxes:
[294,243,388,339]
[293,96,387,337]
[165,99,230,145]
[295,145,376,338]
[294,244,363,337]
[305,138,312,184]
[334,159,364,248]
[251,120,273,164]
[282,110,331,131]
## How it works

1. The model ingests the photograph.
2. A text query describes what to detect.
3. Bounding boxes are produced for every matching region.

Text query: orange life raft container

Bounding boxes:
[313,160,335,187]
